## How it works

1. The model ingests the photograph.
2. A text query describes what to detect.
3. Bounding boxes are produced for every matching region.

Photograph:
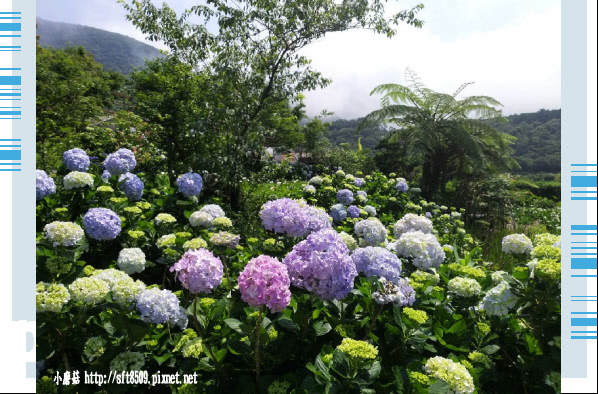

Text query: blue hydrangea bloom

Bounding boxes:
[352,247,402,284]
[63,148,90,172]
[283,229,357,300]
[396,180,409,192]
[36,170,56,201]
[119,173,144,201]
[103,148,137,175]
[136,287,184,325]
[356,190,367,199]
[347,205,361,219]
[336,189,354,205]
[364,205,377,217]
[177,172,203,197]
[425,211,433,218]
[354,177,365,187]
[354,218,387,246]
[101,170,112,183]
[330,203,347,222]
[83,208,122,240]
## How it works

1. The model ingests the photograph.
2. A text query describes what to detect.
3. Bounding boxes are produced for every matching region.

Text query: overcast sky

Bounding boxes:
[37,0,561,118]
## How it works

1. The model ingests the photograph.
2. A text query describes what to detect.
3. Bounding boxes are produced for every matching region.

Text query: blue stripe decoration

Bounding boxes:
[0,150,20,160]
[0,93,21,96]
[571,318,598,326]
[572,225,598,230]
[572,259,597,269]
[572,336,597,339]
[0,111,21,115]
[572,312,598,314]
[572,176,598,188]
[0,23,20,31]
[572,164,598,166]
[0,76,20,85]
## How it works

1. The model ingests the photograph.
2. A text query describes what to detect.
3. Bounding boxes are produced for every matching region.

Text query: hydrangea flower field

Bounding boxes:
[36,148,561,394]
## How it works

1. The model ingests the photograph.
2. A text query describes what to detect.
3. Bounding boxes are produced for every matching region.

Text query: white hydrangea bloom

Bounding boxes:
[69,277,110,304]
[424,356,474,394]
[354,218,387,246]
[117,248,146,274]
[43,221,84,247]
[393,213,433,238]
[501,234,533,255]
[395,231,445,270]
[155,213,177,225]
[481,281,518,316]
[448,277,482,298]
[63,171,94,190]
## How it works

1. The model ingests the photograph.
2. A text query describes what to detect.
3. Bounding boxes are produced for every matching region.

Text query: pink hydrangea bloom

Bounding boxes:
[170,249,223,294]
[238,255,291,313]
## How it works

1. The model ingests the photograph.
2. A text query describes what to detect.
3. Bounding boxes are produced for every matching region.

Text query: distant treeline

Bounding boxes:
[325,109,561,175]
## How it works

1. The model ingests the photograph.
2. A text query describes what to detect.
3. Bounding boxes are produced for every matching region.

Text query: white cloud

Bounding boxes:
[38,0,561,118]
[301,2,561,118]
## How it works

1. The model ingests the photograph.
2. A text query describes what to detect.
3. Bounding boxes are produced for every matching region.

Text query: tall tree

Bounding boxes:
[120,0,424,208]
[363,69,517,198]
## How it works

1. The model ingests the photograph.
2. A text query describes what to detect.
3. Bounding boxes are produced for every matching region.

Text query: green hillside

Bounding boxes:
[326,109,561,174]
[36,18,162,74]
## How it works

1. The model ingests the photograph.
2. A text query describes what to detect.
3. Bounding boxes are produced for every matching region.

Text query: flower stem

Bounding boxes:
[254,305,264,388]
[364,304,383,340]
[221,254,232,293]
[192,295,203,336]
[301,294,313,339]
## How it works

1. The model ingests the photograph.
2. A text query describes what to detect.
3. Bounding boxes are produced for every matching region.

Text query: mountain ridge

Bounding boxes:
[36,18,162,75]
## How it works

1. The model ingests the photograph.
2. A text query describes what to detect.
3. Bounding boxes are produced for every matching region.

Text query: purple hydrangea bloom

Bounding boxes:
[260,198,302,235]
[354,177,365,187]
[336,189,354,205]
[347,205,361,219]
[36,170,56,201]
[83,208,122,240]
[330,203,347,222]
[372,277,415,306]
[283,229,357,300]
[63,148,90,172]
[425,211,433,218]
[356,190,367,199]
[304,206,332,234]
[260,199,330,237]
[136,288,184,326]
[119,173,144,201]
[352,247,403,284]
[103,148,136,175]
[101,170,112,183]
[177,172,203,197]
[396,180,409,192]
[238,255,291,313]
[170,248,223,294]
